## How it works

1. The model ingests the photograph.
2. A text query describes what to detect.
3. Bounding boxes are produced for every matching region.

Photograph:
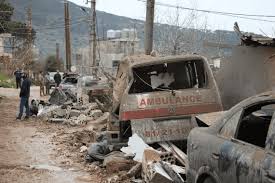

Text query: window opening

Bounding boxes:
[129,60,207,94]
[236,103,275,148]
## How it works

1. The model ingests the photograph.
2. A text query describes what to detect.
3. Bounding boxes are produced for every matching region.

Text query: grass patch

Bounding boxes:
[0,72,16,88]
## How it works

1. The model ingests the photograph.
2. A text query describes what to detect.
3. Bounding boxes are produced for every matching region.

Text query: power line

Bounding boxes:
[137,0,275,23]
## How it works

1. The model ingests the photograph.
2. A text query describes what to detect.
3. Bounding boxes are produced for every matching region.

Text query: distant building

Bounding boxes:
[75,28,141,76]
[0,34,13,71]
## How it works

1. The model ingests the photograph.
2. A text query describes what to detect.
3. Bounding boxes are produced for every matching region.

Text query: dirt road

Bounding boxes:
[0,88,106,183]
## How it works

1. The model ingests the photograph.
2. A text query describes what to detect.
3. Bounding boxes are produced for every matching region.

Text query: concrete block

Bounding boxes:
[69,110,81,117]
[89,109,103,119]
[103,151,137,174]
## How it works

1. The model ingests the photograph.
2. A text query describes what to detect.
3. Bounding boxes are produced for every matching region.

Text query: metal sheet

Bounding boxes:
[195,111,227,126]
[131,117,197,143]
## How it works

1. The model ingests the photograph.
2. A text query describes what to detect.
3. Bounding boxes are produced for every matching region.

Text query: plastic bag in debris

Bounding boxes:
[121,133,151,162]
[37,105,61,117]
[85,134,110,162]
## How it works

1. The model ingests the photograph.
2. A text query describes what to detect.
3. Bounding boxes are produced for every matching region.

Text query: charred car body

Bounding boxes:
[187,91,275,183]
[109,54,223,144]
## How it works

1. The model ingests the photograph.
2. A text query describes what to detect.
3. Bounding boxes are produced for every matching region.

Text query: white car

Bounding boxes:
[59,76,78,94]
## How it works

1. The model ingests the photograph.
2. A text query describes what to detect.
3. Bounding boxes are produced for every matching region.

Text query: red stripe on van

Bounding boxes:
[120,103,222,121]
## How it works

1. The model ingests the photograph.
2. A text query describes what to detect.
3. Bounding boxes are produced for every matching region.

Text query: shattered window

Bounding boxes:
[236,103,275,148]
[63,77,78,84]
[129,60,207,94]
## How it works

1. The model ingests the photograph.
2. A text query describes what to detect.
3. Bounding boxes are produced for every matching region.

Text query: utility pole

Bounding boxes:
[86,0,97,76]
[56,43,60,70]
[64,0,72,71]
[26,1,33,68]
[144,0,155,55]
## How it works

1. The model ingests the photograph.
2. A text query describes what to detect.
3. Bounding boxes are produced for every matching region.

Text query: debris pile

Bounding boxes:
[36,88,187,182]
[38,101,109,128]
[84,133,186,182]
[37,88,109,128]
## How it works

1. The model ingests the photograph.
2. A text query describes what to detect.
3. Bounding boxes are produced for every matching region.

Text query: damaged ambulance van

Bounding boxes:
[110,54,223,144]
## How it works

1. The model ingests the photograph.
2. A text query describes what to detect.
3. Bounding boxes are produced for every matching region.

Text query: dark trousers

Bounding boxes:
[16,78,21,89]
[45,83,50,95]
[18,97,30,118]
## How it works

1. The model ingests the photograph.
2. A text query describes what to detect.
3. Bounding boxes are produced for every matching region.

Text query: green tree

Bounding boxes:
[0,0,35,40]
[45,55,63,72]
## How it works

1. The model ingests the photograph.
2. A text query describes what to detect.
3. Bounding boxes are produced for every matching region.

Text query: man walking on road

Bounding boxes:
[17,73,31,120]
[14,68,22,89]
[54,70,61,87]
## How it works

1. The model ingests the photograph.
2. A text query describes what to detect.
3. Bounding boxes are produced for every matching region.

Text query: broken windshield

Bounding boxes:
[129,60,207,94]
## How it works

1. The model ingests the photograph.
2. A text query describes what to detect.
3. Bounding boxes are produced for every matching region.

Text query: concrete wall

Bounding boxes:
[76,39,141,76]
[215,46,275,109]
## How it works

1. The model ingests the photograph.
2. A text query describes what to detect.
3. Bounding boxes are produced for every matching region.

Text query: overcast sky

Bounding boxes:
[69,0,275,36]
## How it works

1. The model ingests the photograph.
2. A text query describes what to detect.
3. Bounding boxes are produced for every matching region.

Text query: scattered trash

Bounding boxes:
[121,133,151,162]
[37,105,61,118]
[80,145,88,153]
[86,137,110,162]
[103,151,136,174]
[31,69,189,183]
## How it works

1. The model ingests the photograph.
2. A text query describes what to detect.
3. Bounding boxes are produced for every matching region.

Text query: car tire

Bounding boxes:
[203,176,215,183]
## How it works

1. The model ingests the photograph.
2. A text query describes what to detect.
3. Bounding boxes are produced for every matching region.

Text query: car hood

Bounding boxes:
[195,111,227,126]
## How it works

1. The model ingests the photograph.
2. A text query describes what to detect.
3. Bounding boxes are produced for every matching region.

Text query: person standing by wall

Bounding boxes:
[54,70,61,87]
[38,72,45,96]
[16,72,31,120]
[13,68,22,89]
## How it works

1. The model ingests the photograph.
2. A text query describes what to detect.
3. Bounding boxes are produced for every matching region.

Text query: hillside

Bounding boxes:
[9,0,145,59]
[8,0,240,60]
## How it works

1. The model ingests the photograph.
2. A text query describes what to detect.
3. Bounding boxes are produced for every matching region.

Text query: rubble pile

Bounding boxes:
[38,101,109,128]
[37,88,109,128]
[83,133,186,182]
[36,88,187,182]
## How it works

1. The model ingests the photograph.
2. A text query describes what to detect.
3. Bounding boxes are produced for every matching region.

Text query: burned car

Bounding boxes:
[187,91,275,183]
[109,54,223,144]
[59,74,79,93]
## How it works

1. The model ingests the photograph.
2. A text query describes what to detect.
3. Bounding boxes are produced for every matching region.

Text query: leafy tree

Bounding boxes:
[0,0,35,40]
[45,55,63,72]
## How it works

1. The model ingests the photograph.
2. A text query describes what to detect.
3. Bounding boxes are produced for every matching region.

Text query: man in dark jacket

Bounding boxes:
[17,73,31,120]
[14,68,22,89]
[54,70,62,87]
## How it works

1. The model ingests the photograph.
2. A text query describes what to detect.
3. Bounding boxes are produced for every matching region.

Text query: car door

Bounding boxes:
[216,102,273,183]
[263,111,275,183]
[188,109,243,183]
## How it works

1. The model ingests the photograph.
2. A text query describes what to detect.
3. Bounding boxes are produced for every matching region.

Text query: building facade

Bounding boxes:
[75,29,140,76]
